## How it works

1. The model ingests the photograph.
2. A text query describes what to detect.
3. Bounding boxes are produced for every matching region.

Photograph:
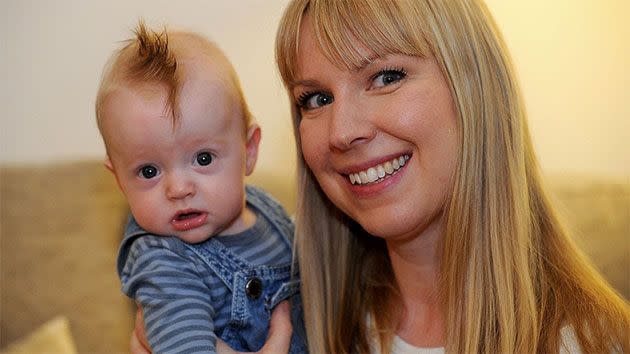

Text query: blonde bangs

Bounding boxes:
[276,0,433,89]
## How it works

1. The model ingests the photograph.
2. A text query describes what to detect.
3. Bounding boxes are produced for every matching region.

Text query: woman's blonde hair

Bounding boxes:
[275,0,630,353]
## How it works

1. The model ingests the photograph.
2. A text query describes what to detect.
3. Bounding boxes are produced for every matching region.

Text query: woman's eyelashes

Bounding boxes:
[296,67,407,110]
[369,68,407,89]
[297,91,334,110]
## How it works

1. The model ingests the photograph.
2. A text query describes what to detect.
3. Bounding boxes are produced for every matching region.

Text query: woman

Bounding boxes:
[133,0,629,353]
[275,0,629,353]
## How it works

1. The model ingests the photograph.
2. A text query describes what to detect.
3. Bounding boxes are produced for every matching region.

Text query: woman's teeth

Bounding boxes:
[348,155,410,185]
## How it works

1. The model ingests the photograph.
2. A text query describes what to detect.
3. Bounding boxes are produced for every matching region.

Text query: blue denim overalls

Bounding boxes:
[183,185,307,353]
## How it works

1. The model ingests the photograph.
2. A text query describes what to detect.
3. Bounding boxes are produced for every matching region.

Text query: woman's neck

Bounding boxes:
[386,215,445,348]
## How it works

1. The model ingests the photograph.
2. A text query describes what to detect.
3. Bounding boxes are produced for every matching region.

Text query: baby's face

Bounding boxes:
[101,70,257,243]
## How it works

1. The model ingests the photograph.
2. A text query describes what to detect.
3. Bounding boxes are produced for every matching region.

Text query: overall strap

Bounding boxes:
[245,185,295,247]
[184,239,250,289]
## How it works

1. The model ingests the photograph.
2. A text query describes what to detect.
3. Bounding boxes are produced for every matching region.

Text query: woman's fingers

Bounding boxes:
[217,339,238,354]
[130,305,152,354]
[130,330,151,354]
[257,301,293,354]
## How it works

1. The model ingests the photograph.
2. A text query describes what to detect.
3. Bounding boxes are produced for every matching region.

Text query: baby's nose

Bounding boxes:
[166,174,194,200]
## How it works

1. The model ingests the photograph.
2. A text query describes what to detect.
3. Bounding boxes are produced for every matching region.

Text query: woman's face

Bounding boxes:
[292,16,459,241]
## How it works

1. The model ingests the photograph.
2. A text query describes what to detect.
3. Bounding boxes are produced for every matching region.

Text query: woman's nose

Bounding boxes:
[328,97,376,151]
[165,173,195,200]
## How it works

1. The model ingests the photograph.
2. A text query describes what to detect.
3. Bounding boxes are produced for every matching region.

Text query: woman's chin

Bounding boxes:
[358,217,416,240]
[355,210,443,243]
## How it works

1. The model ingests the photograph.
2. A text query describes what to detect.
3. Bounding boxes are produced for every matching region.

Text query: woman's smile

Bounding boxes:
[346,154,410,185]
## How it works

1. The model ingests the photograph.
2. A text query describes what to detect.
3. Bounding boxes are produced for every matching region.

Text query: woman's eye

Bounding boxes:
[138,165,159,179]
[297,92,334,110]
[196,152,213,166]
[371,69,407,89]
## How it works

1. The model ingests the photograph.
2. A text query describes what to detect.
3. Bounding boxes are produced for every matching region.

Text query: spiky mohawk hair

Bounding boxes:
[95,20,181,132]
[96,20,253,145]
[126,21,179,121]
[121,20,179,124]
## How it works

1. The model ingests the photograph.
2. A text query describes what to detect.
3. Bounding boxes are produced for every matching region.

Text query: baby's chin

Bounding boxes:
[172,230,214,244]
[135,221,210,244]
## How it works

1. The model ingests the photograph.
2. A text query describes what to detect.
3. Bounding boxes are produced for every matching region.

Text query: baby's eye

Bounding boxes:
[371,69,407,89]
[138,165,159,179]
[196,152,213,166]
[297,92,334,110]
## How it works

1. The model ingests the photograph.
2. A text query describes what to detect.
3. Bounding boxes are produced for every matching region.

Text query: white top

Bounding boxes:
[389,336,444,354]
[382,327,581,354]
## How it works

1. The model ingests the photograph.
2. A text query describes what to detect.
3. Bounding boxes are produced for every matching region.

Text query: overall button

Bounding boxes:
[245,277,263,300]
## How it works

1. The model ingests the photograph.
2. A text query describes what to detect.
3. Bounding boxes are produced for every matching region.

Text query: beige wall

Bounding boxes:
[486,0,629,177]
[2,0,628,178]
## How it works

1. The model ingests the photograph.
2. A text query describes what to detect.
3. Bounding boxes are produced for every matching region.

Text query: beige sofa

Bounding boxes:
[0,161,627,353]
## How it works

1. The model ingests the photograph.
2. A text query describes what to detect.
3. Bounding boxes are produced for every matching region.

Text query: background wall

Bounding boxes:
[486,0,629,177]
[1,0,628,179]
[1,0,297,181]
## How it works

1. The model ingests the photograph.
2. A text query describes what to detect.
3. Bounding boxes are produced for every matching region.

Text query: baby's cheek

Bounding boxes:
[129,196,166,234]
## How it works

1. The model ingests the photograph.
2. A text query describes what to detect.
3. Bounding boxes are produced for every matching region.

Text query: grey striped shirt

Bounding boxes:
[118,200,293,353]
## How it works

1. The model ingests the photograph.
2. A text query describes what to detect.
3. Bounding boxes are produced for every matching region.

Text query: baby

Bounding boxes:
[95,22,305,353]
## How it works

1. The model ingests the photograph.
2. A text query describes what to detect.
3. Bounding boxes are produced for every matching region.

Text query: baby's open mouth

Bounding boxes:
[175,211,202,220]
[170,210,208,232]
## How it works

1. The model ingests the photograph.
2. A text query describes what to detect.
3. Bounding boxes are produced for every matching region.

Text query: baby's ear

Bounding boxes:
[104,156,124,192]
[104,156,114,172]
[245,124,261,176]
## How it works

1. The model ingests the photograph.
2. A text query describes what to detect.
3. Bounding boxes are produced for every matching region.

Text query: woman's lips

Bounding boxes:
[170,211,208,231]
[345,156,410,198]
[347,154,410,185]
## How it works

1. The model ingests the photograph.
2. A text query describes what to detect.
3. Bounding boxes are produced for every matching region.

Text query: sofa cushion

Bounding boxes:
[546,174,629,299]
[1,161,133,353]
[0,316,77,354]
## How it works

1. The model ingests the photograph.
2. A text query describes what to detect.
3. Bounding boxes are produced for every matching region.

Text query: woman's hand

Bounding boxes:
[130,303,150,354]
[130,301,293,354]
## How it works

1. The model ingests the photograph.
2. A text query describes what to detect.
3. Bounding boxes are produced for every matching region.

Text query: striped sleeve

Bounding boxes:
[120,235,216,354]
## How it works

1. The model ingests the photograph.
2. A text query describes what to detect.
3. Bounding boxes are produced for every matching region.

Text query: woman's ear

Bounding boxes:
[245,124,261,176]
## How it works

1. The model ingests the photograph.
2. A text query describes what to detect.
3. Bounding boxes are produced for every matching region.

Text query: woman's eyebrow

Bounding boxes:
[354,54,381,72]
[290,55,389,88]
[290,79,321,89]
